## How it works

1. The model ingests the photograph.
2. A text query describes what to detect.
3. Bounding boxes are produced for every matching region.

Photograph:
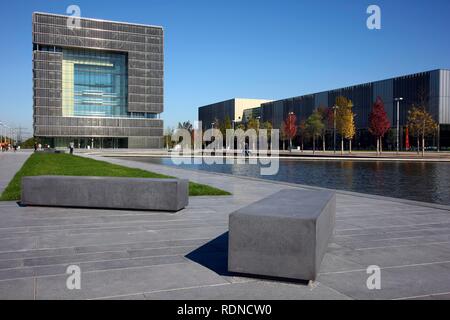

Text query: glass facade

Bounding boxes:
[62,49,128,117]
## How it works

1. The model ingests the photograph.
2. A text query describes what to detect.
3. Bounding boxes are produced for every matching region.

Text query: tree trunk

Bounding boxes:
[417,136,420,155]
[380,137,383,154]
[376,138,379,155]
[312,137,315,154]
[322,134,326,152]
[341,138,344,155]
[289,138,292,151]
[422,135,425,157]
[349,139,352,154]
[301,138,304,152]
[282,140,285,151]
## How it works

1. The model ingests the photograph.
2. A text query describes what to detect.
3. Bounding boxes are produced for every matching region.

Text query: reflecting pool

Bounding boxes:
[119,157,450,205]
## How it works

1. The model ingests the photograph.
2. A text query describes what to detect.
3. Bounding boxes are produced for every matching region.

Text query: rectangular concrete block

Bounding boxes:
[228,189,336,281]
[21,176,188,212]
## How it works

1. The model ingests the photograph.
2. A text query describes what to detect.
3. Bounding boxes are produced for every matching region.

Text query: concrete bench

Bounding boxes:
[228,189,335,281]
[21,176,189,212]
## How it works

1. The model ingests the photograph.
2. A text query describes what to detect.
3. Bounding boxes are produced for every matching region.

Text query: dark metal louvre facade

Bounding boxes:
[260,70,447,130]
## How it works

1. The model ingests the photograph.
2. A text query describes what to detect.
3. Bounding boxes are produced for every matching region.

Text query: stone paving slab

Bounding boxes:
[140,280,351,300]
[318,262,450,300]
[34,263,229,300]
[0,278,35,300]
[0,152,449,299]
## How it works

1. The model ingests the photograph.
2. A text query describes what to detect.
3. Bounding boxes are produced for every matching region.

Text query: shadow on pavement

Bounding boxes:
[185,232,230,276]
[185,232,309,285]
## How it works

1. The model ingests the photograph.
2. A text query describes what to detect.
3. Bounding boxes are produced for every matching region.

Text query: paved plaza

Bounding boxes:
[0,152,449,299]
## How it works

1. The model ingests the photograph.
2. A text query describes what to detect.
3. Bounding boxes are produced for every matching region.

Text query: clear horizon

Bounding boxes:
[1,0,450,136]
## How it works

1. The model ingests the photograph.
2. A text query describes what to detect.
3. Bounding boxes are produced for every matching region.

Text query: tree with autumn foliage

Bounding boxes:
[177,121,194,149]
[368,96,391,154]
[317,106,332,151]
[298,119,307,152]
[341,110,356,153]
[283,112,297,150]
[246,117,260,150]
[223,115,232,134]
[247,117,259,133]
[306,109,325,154]
[335,96,356,154]
[260,121,273,149]
[407,105,438,156]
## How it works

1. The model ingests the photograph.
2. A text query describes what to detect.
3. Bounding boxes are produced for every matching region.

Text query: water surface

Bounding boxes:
[119,156,450,205]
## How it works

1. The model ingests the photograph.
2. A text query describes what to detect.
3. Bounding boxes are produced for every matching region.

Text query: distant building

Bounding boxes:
[32,12,164,148]
[198,98,272,130]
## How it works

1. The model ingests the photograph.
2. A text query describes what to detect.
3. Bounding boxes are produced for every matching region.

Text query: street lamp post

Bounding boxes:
[256,116,261,152]
[332,105,339,154]
[394,97,404,154]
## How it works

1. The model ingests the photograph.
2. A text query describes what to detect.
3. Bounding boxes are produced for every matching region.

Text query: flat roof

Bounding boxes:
[198,98,273,109]
[265,69,450,104]
[33,11,163,30]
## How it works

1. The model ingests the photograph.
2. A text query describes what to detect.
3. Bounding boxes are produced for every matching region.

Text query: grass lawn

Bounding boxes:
[0,153,230,201]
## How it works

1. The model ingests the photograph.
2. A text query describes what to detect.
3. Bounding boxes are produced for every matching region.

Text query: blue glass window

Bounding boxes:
[62,48,128,117]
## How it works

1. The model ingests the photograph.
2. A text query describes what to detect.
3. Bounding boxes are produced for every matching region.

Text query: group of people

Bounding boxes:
[1,142,18,152]
[33,143,43,152]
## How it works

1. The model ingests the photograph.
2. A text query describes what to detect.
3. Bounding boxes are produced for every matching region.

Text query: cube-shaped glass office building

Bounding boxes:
[32,12,164,148]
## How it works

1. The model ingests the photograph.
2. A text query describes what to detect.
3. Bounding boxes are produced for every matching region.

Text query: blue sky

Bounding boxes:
[1,0,450,134]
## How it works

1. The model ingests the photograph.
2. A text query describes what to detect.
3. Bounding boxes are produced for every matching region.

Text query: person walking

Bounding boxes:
[244,142,249,157]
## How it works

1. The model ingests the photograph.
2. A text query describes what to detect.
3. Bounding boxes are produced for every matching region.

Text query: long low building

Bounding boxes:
[198,69,450,150]
[33,12,164,148]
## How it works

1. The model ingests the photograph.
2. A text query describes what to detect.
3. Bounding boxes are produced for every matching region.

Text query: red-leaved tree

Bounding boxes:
[283,113,297,150]
[368,96,391,154]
